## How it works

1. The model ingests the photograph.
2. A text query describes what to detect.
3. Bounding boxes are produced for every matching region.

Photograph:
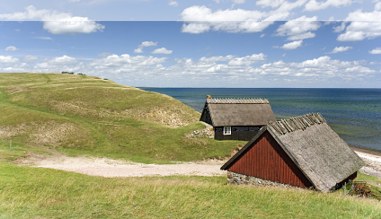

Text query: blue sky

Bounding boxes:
[0,1,380,88]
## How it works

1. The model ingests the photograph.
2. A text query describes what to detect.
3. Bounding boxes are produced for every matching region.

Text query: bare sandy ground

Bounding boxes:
[25,156,225,177]
[21,150,381,178]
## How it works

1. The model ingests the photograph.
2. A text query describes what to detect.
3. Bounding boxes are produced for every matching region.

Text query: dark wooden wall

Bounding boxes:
[228,131,312,188]
[214,126,260,141]
[200,106,212,125]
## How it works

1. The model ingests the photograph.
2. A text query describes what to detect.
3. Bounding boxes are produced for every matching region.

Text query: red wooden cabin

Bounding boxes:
[221,113,364,192]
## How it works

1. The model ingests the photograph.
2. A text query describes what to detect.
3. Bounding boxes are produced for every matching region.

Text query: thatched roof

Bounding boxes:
[200,98,276,127]
[222,113,364,192]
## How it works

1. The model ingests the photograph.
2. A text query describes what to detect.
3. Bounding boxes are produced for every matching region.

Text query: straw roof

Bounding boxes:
[222,113,364,192]
[200,98,276,127]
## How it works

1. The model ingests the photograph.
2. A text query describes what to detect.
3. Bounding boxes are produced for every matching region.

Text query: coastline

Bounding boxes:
[351,145,381,157]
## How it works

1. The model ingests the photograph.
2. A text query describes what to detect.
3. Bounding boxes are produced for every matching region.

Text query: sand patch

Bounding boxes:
[24,155,224,177]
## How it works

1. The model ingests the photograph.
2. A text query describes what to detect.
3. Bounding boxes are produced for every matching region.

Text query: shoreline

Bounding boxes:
[350,145,381,157]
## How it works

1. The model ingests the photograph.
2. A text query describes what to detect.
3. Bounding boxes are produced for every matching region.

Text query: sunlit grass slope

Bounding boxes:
[0,73,241,163]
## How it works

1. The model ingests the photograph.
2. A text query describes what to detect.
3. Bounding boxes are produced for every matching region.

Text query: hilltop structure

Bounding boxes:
[221,113,364,192]
[199,97,276,141]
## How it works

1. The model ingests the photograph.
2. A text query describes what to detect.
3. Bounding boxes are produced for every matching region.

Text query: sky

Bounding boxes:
[0,0,380,88]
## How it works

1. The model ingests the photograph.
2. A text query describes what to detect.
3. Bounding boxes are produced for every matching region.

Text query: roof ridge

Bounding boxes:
[206,98,270,104]
[269,113,326,135]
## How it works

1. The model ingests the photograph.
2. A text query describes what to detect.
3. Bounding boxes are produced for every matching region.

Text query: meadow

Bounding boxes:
[1,73,381,218]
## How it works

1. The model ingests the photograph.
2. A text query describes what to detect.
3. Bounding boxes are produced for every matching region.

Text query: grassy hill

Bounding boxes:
[0,73,241,163]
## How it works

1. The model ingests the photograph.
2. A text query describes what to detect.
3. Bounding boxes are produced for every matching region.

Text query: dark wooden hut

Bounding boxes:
[199,97,276,141]
[221,113,364,192]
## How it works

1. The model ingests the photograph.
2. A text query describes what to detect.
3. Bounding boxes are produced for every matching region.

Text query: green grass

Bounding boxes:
[1,73,381,218]
[0,163,380,219]
[0,73,242,163]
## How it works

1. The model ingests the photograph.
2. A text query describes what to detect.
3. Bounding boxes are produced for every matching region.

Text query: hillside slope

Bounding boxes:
[0,73,240,163]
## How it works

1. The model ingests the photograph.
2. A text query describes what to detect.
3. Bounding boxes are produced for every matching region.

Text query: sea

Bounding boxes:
[141,88,381,151]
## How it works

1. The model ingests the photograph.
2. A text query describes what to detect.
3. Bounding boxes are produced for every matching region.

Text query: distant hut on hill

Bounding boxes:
[199,97,276,141]
[221,113,364,192]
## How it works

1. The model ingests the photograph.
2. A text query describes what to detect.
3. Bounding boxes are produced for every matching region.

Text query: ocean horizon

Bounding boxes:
[141,87,381,152]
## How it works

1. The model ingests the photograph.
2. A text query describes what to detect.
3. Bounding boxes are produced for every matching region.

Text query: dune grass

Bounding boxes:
[0,73,242,163]
[0,163,380,219]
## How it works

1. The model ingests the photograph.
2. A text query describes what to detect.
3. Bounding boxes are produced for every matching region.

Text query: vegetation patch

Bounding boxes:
[0,164,380,219]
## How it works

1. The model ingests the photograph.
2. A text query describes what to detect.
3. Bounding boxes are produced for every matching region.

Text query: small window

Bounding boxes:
[223,126,232,135]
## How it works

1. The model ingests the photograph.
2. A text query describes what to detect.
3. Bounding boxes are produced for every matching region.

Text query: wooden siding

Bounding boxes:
[200,107,213,125]
[228,131,312,188]
[214,126,260,141]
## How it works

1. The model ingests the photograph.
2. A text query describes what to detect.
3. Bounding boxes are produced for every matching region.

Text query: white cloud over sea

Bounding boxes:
[0,52,377,87]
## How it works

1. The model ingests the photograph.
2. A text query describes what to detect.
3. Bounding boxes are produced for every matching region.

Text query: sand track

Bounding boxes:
[26,156,225,177]
[21,150,381,178]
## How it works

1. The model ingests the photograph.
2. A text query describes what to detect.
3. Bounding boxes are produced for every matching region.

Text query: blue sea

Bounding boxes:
[142,88,381,151]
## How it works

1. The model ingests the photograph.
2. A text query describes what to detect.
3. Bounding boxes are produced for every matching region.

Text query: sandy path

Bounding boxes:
[22,150,381,178]
[31,156,225,177]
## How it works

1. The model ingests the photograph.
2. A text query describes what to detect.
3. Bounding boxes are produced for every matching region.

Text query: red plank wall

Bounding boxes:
[228,131,312,188]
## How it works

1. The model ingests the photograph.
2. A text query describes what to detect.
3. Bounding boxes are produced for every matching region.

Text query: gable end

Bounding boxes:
[222,129,313,188]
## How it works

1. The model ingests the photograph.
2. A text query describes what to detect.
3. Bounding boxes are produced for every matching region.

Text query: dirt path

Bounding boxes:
[26,156,225,177]
[20,151,381,178]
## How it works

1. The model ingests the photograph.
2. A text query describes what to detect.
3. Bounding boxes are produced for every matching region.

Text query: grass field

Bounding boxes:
[0,73,242,163]
[0,163,380,219]
[1,73,381,218]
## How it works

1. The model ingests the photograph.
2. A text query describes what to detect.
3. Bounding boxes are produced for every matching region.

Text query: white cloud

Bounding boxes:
[134,41,158,53]
[5,46,17,52]
[0,52,377,87]
[43,18,104,34]
[171,53,266,77]
[181,5,289,33]
[35,55,78,72]
[141,41,157,47]
[35,36,53,41]
[24,55,38,61]
[376,2,381,11]
[369,48,381,54]
[168,0,178,7]
[182,23,211,34]
[0,5,104,34]
[277,16,320,41]
[256,0,286,8]
[305,0,352,11]
[0,56,18,63]
[255,56,374,79]
[232,0,246,4]
[167,54,375,86]
[152,47,173,55]
[256,0,308,10]
[331,46,352,53]
[281,40,303,50]
[96,54,166,66]
[134,48,143,54]
[337,4,381,41]
[52,55,76,64]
